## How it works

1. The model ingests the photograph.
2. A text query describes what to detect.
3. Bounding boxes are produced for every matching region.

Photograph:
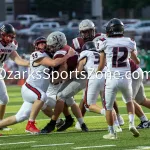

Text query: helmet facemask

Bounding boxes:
[80,29,95,42]
[33,36,47,51]
[0,24,16,45]
[1,33,16,45]
[47,43,59,54]
[47,31,67,53]
[79,19,95,42]
[36,42,47,51]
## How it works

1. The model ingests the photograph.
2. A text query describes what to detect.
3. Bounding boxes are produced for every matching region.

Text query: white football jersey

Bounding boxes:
[78,50,100,77]
[93,34,107,51]
[98,37,137,76]
[26,51,50,92]
[0,40,18,67]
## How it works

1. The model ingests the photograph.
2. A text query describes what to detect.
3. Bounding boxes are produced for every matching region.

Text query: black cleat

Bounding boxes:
[40,122,55,134]
[81,123,88,132]
[57,118,74,132]
[56,119,65,129]
[136,121,150,129]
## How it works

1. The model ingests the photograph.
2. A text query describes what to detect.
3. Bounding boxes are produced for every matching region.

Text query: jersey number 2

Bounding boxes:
[94,52,100,64]
[112,47,128,67]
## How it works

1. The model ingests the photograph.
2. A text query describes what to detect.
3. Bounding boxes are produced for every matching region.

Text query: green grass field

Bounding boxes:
[1,85,150,150]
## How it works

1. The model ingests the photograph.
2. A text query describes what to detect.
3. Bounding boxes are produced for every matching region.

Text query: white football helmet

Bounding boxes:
[47,31,67,52]
[79,19,95,31]
[79,19,95,41]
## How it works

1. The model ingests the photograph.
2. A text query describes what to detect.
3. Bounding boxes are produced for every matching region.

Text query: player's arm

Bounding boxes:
[131,50,140,65]
[97,51,106,72]
[10,51,29,67]
[71,57,86,78]
[52,62,68,84]
[36,48,75,67]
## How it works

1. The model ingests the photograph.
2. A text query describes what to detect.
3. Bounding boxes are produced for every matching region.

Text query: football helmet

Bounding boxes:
[47,31,67,53]
[106,18,124,37]
[0,24,16,35]
[82,41,96,51]
[0,24,16,44]
[33,36,47,50]
[79,19,95,42]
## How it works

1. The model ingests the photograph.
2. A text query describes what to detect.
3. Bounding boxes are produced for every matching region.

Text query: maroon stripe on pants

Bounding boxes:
[25,82,41,100]
[102,79,107,110]
[84,80,89,108]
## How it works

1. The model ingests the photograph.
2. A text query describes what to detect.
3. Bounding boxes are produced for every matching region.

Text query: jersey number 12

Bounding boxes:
[112,47,128,67]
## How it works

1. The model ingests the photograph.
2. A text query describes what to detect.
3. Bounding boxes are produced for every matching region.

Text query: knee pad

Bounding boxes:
[65,97,75,107]
[15,111,30,122]
[0,93,9,105]
[40,92,47,102]
[57,92,66,102]
[41,103,47,110]
[42,95,57,109]
[15,102,32,122]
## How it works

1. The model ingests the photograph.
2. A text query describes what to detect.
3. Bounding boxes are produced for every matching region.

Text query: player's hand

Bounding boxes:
[67,48,75,57]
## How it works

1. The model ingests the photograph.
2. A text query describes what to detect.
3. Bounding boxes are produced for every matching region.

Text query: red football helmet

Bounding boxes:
[33,36,47,51]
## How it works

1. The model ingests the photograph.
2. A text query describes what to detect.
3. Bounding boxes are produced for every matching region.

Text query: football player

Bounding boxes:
[0,24,29,130]
[0,36,74,133]
[124,59,150,129]
[71,41,122,132]
[97,18,140,139]
[40,31,88,133]
[72,19,124,129]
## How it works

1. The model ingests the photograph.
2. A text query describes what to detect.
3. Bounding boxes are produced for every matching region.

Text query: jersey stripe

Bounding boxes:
[73,38,80,50]
[25,82,41,100]
[53,50,67,58]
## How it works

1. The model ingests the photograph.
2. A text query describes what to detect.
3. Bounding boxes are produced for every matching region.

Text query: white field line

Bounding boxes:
[1,112,150,138]
[0,141,36,146]
[124,146,150,150]
[36,112,150,121]
[73,145,116,149]
[137,146,150,149]
[31,143,74,147]
[4,112,150,121]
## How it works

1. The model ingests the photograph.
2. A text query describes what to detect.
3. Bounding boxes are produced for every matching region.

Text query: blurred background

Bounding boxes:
[1,0,150,84]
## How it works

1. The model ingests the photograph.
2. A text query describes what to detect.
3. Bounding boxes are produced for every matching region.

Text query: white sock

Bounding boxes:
[129,114,134,126]
[114,119,120,126]
[29,119,35,122]
[77,118,84,125]
[140,115,148,122]
[100,108,105,115]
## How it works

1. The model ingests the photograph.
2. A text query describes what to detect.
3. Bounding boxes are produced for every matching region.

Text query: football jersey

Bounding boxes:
[72,33,106,54]
[26,51,50,92]
[0,40,18,67]
[129,58,139,73]
[53,45,78,73]
[98,37,137,76]
[78,50,100,77]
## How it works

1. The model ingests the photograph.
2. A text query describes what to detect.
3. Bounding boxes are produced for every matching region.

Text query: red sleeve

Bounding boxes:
[72,37,84,53]
[13,39,18,45]
[129,58,139,73]
[53,45,70,59]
